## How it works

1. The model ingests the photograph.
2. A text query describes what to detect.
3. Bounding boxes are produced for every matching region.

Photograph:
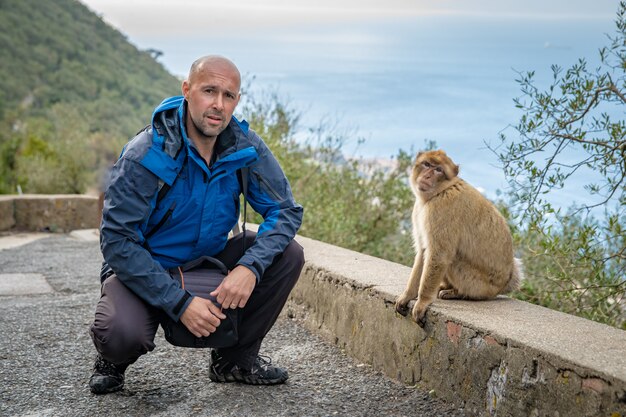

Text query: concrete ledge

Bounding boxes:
[0,195,99,232]
[287,235,626,417]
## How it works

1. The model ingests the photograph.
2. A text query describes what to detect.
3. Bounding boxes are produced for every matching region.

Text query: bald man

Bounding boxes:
[89,56,304,394]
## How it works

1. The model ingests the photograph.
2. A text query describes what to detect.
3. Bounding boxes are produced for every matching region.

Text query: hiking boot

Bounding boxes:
[89,355,126,394]
[209,350,289,385]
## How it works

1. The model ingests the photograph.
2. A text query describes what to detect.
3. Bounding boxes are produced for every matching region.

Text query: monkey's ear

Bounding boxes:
[443,162,460,179]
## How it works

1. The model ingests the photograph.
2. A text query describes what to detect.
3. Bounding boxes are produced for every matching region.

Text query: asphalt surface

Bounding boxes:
[0,234,467,417]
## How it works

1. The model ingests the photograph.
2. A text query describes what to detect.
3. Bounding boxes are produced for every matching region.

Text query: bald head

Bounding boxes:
[187,55,241,92]
[182,55,242,143]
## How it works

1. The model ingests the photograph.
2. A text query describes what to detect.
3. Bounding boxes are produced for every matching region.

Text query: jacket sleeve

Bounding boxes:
[236,138,304,281]
[100,156,192,321]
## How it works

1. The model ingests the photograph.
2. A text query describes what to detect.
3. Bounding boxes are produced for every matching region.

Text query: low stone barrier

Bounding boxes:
[287,235,626,417]
[0,194,99,233]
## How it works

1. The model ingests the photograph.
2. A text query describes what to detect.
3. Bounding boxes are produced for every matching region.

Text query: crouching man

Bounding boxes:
[89,55,304,394]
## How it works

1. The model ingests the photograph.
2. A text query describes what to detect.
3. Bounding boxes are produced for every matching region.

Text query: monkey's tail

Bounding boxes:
[502,258,524,294]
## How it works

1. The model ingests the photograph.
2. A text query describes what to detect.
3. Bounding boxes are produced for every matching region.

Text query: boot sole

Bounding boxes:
[89,382,124,394]
[89,376,124,394]
[209,369,287,385]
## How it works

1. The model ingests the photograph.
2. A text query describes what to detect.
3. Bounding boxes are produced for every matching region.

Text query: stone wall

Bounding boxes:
[287,235,626,417]
[0,195,99,233]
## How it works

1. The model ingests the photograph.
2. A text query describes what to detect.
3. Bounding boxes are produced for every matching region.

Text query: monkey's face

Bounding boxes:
[410,150,460,197]
[416,161,445,192]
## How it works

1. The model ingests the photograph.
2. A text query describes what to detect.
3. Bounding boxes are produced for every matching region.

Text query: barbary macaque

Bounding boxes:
[395,150,522,327]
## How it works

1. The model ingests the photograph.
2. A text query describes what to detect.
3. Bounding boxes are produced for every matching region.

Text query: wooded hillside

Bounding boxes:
[0,0,180,192]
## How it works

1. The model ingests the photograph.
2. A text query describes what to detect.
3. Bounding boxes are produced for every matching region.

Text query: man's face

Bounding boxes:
[182,62,241,141]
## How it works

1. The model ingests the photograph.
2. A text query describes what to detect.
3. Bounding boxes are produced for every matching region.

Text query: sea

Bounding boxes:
[90,5,620,212]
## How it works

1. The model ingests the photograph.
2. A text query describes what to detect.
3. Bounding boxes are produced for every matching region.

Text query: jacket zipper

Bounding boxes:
[144,201,177,240]
[255,172,282,201]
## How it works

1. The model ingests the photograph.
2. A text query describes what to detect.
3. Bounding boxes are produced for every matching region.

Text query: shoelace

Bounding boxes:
[254,355,273,370]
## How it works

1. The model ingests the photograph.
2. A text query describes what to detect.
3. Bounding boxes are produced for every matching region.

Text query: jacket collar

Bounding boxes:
[159,98,249,162]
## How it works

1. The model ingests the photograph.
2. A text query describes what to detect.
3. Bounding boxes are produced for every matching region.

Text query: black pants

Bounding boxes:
[89,232,304,369]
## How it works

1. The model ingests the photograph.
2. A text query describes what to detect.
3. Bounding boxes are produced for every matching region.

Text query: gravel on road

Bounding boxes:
[0,235,466,417]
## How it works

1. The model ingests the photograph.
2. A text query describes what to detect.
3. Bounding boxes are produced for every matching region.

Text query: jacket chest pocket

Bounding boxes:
[145,201,177,240]
[144,169,194,240]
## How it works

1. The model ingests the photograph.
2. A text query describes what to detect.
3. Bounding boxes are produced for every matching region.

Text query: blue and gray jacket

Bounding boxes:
[100,96,303,321]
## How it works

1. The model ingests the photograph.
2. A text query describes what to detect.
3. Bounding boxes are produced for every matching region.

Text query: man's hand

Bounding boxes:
[180,297,226,338]
[210,265,256,310]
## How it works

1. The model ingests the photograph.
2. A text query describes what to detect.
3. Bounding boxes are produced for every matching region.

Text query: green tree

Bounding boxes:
[239,89,415,266]
[7,104,98,194]
[491,3,626,328]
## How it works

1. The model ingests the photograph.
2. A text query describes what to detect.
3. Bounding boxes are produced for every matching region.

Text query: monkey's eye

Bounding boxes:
[435,166,443,173]
[422,162,432,168]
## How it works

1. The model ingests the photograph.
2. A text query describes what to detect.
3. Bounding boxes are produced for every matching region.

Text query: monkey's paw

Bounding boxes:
[395,300,410,317]
[411,303,429,328]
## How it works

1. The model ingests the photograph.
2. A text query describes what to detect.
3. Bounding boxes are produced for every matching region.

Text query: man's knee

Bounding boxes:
[283,239,305,272]
[259,239,304,289]
[275,240,305,288]
[90,277,157,364]
[90,317,153,365]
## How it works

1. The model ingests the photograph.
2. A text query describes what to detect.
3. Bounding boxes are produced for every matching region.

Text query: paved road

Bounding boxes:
[0,234,466,417]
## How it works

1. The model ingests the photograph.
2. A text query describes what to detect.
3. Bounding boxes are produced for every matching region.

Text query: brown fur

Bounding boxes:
[395,150,522,326]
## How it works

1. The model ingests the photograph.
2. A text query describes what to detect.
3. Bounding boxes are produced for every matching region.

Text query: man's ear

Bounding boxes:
[181,79,190,99]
